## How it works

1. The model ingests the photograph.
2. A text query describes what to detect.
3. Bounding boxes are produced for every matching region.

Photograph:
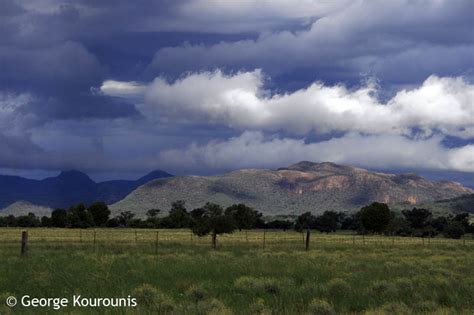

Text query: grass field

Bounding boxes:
[0,229,473,314]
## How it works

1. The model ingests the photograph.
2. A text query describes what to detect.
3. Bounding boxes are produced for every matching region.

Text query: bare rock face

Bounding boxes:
[111,161,472,216]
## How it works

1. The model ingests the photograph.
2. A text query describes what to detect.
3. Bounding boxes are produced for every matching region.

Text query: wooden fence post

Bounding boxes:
[305,229,310,251]
[21,231,28,256]
[93,231,96,252]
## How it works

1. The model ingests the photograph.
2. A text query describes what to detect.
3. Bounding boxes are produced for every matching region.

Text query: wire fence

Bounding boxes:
[1,228,473,252]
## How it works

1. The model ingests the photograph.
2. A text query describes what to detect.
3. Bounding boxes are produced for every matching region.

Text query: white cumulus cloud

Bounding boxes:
[128,71,474,138]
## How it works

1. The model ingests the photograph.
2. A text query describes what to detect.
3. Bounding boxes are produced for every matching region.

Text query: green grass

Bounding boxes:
[0,229,473,314]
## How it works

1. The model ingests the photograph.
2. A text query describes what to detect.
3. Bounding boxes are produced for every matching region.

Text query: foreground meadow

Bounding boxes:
[0,229,473,314]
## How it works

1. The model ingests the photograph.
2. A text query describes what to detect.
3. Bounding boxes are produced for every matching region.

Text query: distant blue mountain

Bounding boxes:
[0,170,172,209]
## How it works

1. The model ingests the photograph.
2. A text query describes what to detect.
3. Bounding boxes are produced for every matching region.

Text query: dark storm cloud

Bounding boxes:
[146,0,474,88]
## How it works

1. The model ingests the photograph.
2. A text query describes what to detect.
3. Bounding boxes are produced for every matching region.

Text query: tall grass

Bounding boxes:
[0,229,472,314]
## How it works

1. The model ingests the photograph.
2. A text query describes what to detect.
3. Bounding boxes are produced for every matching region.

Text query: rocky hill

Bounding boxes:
[111,162,472,216]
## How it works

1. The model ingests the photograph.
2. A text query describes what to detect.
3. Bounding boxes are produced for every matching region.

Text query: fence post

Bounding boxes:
[93,231,96,252]
[305,229,310,251]
[21,231,28,256]
[263,231,266,249]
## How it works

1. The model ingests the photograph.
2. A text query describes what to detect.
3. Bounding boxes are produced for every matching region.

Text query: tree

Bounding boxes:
[443,221,465,239]
[118,211,135,227]
[265,219,294,230]
[17,213,40,227]
[225,204,261,231]
[161,201,191,228]
[191,203,236,248]
[88,202,111,226]
[67,203,94,228]
[359,202,391,233]
[146,209,161,219]
[51,208,68,227]
[340,213,361,231]
[145,208,161,228]
[452,213,470,230]
[386,217,412,236]
[41,216,52,227]
[431,216,448,232]
[314,211,338,233]
[294,212,317,232]
[402,208,432,229]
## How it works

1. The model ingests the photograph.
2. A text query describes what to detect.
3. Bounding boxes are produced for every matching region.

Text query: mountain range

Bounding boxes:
[110,162,473,216]
[0,169,172,209]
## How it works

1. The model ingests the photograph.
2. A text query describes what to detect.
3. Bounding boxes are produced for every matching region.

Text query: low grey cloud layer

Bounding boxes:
[158,131,474,173]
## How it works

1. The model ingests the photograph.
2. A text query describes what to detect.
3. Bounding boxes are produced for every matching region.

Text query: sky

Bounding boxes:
[0,0,473,185]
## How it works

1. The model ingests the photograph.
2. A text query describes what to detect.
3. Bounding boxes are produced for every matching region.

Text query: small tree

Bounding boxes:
[443,221,465,239]
[145,209,161,228]
[294,212,317,232]
[51,208,68,227]
[67,203,94,228]
[359,202,391,233]
[191,203,236,248]
[225,204,261,231]
[314,211,339,233]
[161,201,191,228]
[386,217,412,236]
[402,208,432,229]
[146,209,161,219]
[88,202,111,226]
[118,211,135,227]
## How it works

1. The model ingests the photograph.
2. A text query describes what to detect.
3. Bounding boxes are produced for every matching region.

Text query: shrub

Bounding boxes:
[370,280,398,298]
[249,298,272,315]
[326,278,351,299]
[0,292,15,315]
[185,284,208,303]
[234,276,281,295]
[414,300,438,312]
[307,299,336,315]
[131,283,175,313]
[196,298,232,315]
[381,302,411,315]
